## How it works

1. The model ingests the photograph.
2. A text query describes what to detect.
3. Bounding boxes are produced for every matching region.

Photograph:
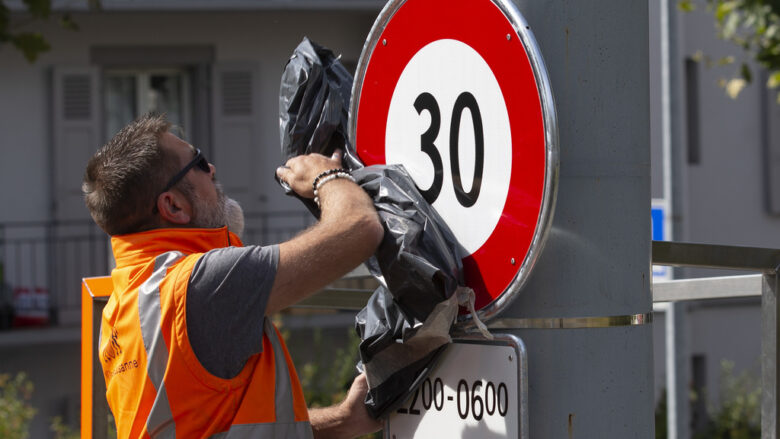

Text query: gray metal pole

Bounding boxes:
[497,1,654,437]
[659,1,691,434]
[762,271,778,439]
[666,301,690,439]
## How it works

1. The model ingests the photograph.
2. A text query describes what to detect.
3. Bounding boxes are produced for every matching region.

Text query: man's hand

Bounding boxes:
[266,150,383,315]
[276,150,344,199]
[309,374,382,439]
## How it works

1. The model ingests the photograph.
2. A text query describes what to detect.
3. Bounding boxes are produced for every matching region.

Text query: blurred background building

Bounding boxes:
[0,2,382,436]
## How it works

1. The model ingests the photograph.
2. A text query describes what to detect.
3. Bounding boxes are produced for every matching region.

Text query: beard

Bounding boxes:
[190,182,245,238]
[224,197,245,238]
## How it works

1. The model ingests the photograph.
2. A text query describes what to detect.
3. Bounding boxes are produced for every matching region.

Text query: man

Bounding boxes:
[83,114,384,438]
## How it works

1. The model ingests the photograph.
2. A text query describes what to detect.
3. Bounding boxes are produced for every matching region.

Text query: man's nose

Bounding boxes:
[208,162,216,177]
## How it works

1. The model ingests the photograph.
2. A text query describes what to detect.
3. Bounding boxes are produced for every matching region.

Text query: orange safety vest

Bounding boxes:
[100,227,312,439]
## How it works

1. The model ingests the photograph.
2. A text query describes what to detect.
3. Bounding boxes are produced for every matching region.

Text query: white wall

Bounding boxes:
[0,9,377,223]
[0,50,56,222]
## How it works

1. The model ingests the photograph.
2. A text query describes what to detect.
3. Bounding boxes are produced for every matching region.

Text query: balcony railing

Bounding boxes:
[0,210,313,329]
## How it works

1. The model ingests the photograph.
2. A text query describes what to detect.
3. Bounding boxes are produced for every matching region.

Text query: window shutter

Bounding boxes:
[52,67,101,221]
[212,63,263,214]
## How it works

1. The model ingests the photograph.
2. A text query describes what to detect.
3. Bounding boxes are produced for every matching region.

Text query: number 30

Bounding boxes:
[413,91,485,207]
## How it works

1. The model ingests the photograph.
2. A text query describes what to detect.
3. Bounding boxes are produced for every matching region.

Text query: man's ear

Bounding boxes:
[156,191,192,225]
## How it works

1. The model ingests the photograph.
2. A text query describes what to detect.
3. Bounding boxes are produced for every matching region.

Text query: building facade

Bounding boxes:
[0,3,380,436]
[649,1,773,436]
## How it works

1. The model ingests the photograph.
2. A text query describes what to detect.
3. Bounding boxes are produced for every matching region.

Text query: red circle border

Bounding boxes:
[355,0,547,310]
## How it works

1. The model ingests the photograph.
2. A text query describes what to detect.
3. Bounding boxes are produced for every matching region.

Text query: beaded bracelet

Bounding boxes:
[313,171,356,208]
[312,168,349,193]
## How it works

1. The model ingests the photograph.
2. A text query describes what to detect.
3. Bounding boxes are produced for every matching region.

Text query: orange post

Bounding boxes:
[81,276,112,439]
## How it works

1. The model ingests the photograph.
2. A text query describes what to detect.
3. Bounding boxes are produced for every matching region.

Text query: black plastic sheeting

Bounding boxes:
[277,37,467,418]
[277,37,361,217]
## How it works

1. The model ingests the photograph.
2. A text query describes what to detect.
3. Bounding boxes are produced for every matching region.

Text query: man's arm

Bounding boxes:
[268,151,383,314]
[273,151,383,436]
[309,374,382,439]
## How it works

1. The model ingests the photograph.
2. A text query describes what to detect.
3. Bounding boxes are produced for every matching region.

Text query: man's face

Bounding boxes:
[159,132,244,234]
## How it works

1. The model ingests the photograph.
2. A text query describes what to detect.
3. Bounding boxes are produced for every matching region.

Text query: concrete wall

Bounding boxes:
[0,49,54,222]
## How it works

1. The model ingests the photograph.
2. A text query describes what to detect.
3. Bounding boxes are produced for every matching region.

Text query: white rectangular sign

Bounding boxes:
[386,336,528,439]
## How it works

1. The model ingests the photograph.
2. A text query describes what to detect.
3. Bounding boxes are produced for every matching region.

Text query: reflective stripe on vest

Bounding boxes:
[210,320,313,439]
[137,251,313,439]
[139,251,183,438]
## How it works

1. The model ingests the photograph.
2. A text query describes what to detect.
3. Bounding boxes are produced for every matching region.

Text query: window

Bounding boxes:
[104,69,192,140]
[685,58,700,165]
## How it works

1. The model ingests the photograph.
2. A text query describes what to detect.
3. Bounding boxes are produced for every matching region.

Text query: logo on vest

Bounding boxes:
[102,328,122,363]
[102,327,140,379]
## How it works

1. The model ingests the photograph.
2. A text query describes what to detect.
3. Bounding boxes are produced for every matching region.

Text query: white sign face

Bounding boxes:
[385,39,512,254]
[387,342,522,439]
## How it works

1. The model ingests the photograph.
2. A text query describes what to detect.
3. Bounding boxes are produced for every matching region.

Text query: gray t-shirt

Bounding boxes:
[186,244,279,379]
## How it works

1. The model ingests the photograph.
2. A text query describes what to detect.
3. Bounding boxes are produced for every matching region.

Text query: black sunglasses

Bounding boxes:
[160,148,210,194]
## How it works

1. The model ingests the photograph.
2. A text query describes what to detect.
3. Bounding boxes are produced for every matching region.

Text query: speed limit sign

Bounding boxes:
[349,0,558,322]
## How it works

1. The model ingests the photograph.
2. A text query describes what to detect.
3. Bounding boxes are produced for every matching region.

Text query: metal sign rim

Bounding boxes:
[348,0,559,326]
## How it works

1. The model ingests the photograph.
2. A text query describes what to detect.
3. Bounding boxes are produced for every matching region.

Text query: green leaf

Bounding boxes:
[756,9,768,33]
[716,1,740,22]
[741,62,753,82]
[0,373,37,438]
[718,55,737,65]
[765,23,779,39]
[59,14,79,32]
[11,32,51,62]
[745,10,759,29]
[678,0,697,12]
[723,9,742,39]
[767,71,780,88]
[22,0,51,18]
[725,77,748,98]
